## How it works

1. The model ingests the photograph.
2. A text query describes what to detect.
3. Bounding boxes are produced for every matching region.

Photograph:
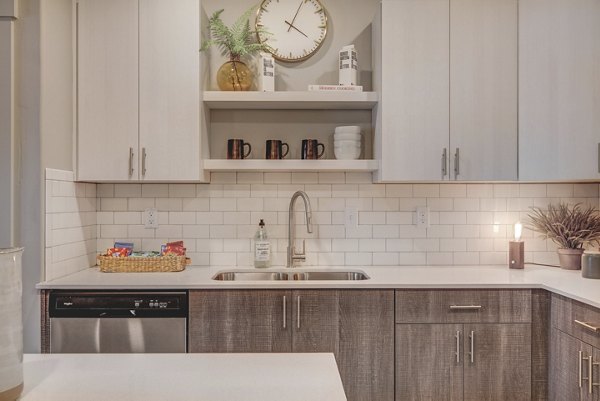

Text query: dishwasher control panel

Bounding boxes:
[49,291,188,318]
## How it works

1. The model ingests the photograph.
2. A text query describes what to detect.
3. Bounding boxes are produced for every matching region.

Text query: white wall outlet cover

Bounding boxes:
[416,206,430,228]
[144,208,158,229]
[345,208,358,229]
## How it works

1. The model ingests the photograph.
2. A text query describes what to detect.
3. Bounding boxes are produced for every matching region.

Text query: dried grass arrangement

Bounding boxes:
[527,203,600,249]
[527,203,600,269]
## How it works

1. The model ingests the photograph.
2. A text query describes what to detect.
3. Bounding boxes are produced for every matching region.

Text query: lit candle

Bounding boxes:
[509,221,524,269]
[514,222,522,241]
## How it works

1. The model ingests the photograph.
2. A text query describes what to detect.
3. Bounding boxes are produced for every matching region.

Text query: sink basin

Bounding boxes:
[212,270,369,281]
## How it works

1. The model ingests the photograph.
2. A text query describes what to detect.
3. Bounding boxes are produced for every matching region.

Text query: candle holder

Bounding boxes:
[509,241,524,269]
[509,222,525,269]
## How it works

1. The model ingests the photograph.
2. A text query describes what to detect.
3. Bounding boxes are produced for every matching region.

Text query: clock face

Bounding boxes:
[256,0,328,62]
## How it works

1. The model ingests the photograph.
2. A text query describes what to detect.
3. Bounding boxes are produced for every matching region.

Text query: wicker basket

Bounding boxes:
[97,254,190,273]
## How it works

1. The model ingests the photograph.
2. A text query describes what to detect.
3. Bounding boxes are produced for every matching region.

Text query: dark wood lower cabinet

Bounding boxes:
[549,327,595,401]
[463,324,531,401]
[189,290,291,353]
[396,324,463,401]
[189,289,394,401]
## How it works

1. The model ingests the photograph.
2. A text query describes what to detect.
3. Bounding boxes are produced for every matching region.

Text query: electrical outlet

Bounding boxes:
[144,208,158,229]
[416,206,429,228]
[345,208,358,229]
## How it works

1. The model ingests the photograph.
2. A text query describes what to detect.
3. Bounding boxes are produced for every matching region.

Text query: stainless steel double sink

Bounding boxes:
[212,270,370,281]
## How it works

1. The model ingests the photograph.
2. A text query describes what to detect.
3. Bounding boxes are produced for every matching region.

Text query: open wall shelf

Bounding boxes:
[203,159,379,172]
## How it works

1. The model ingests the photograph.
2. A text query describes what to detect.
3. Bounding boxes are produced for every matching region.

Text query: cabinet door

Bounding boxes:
[376,0,450,181]
[337,290,394,401]
[139,0,201,181]
[188,290,291,353]
[449,0,518,181]
[464,324,531,401]
[292,290,339,353]
[519,0,600,181]
[594,347,600,401]
[396,324,463,401]
[549,328,594,401]
[76,0,139,181]
[292,290,394,401]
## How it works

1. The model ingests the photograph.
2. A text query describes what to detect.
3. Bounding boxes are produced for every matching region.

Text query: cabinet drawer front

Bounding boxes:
[395,290,531,323]
[551,293,600,349]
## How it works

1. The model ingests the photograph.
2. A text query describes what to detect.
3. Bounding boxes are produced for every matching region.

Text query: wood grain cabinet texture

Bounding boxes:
[396,290,532,401]
[549,294,600,401]
[189,290,394,401]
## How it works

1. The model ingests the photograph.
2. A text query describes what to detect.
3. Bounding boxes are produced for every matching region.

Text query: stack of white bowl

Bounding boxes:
[334,126,362,160]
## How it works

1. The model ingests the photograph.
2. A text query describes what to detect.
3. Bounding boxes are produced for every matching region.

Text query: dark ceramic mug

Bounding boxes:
[265,140,289,160]
[227,139,252,160]
[301,139,325,160]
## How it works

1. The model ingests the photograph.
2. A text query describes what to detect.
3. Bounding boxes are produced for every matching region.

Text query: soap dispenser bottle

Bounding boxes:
[254,219,271,268]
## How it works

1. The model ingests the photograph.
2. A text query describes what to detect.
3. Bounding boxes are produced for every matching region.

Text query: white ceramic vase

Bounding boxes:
[0,248,24,401]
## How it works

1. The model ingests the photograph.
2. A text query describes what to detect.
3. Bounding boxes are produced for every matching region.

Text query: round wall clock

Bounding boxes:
[256,0,328,62]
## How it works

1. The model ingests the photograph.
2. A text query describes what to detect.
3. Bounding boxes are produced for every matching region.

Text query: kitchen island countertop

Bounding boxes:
[36,264,600,308]
[20,353,346,401]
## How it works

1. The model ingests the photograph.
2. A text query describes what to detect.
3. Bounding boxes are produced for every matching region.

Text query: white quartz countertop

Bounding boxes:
[36,264,600,308]
[20,353,346,401]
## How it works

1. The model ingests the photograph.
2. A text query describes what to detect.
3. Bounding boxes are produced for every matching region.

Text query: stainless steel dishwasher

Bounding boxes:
[49,291,187,353]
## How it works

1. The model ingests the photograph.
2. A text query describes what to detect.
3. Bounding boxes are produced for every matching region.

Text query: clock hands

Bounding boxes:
[284,20,308,38]
[287,0,304,32]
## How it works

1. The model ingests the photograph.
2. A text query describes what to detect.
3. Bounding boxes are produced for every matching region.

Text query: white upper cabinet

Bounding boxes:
[77,0,203,182]
[375,0,450,182]
[375,0,518,182]
[519,0,600,181]
[449,0,518,181]
[77,0,139,182]
[139,0,201,181]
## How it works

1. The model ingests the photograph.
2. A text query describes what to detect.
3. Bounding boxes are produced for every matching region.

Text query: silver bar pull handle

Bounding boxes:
[469,330,474,363]
[597,143,600,173]
[580,351,584,388]
[128,147,134,176]
[450,305,482,310]
[282,296,287,329]
[589,354,594,394]
[442,148,448,178]
[575,320,600,332]
[142,147,147,176]
[297,296,301,329]
[455,331,460,363]
[580,351,591,389]
[454,148,460,179]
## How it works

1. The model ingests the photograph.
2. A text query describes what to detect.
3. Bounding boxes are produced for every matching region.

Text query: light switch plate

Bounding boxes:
[416,206,429,228]
[144,208,158,229]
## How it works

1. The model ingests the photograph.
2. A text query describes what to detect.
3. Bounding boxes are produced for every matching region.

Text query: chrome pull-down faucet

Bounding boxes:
[287,191,313,267]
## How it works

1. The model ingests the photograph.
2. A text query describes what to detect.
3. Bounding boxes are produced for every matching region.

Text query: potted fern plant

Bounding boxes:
[527,203,600,270]
[201,7,269,91]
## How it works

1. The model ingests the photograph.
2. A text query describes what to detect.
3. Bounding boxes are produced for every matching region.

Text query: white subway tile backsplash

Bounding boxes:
[439,184,466,198]
[142,184,169,198]
[44,171,600,274]
[414,184,439,198]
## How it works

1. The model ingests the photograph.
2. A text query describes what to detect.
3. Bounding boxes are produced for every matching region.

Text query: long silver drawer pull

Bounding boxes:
[450,305,482,310]
[455,331,460,363]
[142,147,147,176]
[297,296,301,329]
[442,148,448,178]
[454,148,460,178]
[282,296,287,329]
[469,331,474,363]
[589,355,594,394]
[128,147,134,176]
[575,320,600,332]
[580,351,584,388]
[579,351,591,389]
